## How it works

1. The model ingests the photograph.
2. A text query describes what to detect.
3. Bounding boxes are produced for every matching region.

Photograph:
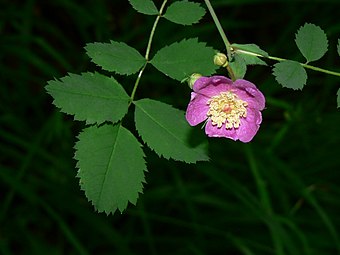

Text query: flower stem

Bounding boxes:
[234,48,340,77]
[204,0,231,56]
[129,0,168,104]
[204,0,235,80]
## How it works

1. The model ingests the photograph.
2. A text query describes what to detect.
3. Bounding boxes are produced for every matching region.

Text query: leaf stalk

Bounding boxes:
[130,0,168,104]
[234,48,340,77]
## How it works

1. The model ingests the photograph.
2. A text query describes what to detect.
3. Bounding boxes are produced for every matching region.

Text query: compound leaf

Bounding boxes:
[164,1,205,25]
[295,23,328,63]
[128,0,158,15]
[134,98,209,163]
[151,38,217,81]
[272,60,307,90]
[75,123,146,214]
[85,41,146,75]
[46,72,130,124]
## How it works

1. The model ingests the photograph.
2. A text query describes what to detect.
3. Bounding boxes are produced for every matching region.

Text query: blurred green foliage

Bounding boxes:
[1,0,340,254]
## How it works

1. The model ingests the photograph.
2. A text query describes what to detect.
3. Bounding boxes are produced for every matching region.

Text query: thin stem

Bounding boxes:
[204,0,231,55]
[130,0,168,104]
[269,55,340,77]
[234,48,340,77]
[145,0,168,61]
[203,1,229,54]
[204,0,236,80]
[302,63,340,77]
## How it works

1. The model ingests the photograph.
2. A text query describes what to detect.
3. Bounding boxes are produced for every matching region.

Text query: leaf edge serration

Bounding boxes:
[74,124,148,215]
[128,0,159,15]
[272,61,308,90]
[134,98,209,163]
[85,41,146,75]
[45,72,130,125]
[163,0,206,26]
[295,23,328,63]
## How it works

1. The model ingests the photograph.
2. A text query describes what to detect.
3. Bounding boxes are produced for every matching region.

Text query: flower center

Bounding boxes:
[206,91,248,129]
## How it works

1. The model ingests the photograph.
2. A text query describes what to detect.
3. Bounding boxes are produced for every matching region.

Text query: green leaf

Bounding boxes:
[164,1,205,25]
[337,88,340,108]
[128,0,158,15]
[134,98,209,163]
[151,38,217,81]
[238,53,267,66]
[272,60,307,90]
[75,123,146,214]
[85,41,146,75]
[46,72,130,124]
[231,43,269,57]
[337,39,340,57]
[295,23,328,63]
[229,54,247,79]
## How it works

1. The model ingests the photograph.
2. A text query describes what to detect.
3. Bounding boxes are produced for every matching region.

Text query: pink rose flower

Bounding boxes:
[185,76,265,143]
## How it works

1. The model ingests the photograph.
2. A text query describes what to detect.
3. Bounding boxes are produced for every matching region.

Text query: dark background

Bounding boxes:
[1,0,340,254]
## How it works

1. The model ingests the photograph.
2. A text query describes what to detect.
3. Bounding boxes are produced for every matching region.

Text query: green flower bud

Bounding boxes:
[188,73,202,89]
[214,52,228,67]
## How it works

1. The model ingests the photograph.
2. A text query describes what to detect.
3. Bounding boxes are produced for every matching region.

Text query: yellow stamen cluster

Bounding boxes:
[206,91,248,129]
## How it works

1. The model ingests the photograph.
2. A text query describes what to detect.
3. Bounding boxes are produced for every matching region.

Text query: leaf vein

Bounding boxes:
[137,105,186,145]
[96,124,121,206]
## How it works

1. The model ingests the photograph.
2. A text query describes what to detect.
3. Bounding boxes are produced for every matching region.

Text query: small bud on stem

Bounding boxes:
[214,52,228,67]
[188,73,203,89]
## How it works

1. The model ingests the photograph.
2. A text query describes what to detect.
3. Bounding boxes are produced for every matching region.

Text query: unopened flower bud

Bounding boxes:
[188,73,202,89]
[214,52,228,67]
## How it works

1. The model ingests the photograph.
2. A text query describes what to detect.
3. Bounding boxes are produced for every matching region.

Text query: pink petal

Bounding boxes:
[205,121,238,140]
[186,76,265,142]
[185,92,210,126]
[233,79,258,89]
[233,79,265,110]
[193,76,233,97]
[236,90,265,111]
[236,108,262,143]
